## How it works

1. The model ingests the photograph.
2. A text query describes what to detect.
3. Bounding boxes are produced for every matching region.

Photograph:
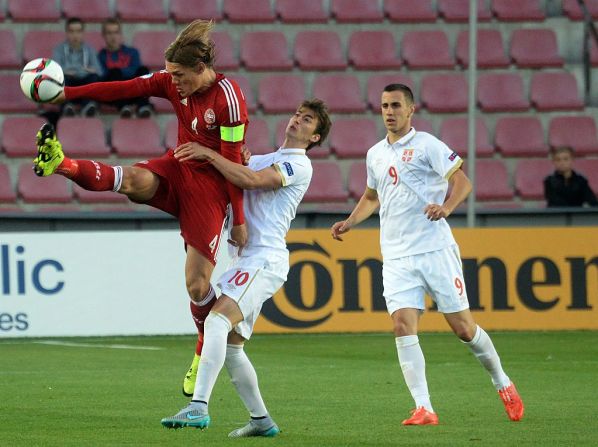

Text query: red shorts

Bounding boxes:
[134,150,229,265]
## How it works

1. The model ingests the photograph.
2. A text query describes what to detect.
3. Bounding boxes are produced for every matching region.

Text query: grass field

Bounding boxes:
[1,331,597,446]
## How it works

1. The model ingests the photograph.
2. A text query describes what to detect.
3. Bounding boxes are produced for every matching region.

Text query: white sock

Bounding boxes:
[225,344,268,418]
[395,335,433,412]
[192,312,232,404]
[464,325,511,390]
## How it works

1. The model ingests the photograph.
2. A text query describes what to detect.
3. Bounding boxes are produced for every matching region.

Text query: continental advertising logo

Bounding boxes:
[255,228,598,333]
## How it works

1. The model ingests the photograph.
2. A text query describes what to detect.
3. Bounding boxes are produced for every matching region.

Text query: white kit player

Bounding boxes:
[331,84,524,425]
[160,99,332,437]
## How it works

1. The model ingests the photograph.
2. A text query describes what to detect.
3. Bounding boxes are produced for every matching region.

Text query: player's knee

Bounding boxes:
[119,167,157,199]
[393,319,415,336]
[453,322,476,341]
[187,277,211,302]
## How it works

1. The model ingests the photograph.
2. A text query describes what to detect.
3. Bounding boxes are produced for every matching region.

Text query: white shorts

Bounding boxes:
[216,254,288,340]
[383,245,469,315]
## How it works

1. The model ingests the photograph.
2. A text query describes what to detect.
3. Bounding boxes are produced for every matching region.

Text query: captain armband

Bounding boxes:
[220,124,245,143]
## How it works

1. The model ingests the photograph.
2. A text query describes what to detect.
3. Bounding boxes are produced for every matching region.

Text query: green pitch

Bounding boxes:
[1,331,597,446]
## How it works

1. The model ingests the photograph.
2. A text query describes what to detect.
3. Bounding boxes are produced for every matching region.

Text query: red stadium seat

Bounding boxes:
[62,0,111,22]
[401,30,454,69]
[384,0,437,23]
[331,0,383,22]
[22,30,64,62]
[226,74,257,113]
[244,119,272,155]
[164,117,177,149]
[495,117,547,157]
[576,159,598,193]
[85,31,106,52]
[116,0,167,22]
[366,74,416,110]
[510,29,563,68]
[212,31,239,71]
[275,119,330,159]
[491,0,545,21]
[548,116,598,156]
[18,163,72,203]
[456,29,509,68]
[474,160,514,201]
[477,73,529,112]
[330,118,379,159]
[438,0,492,22]
[150,97,174,114]
[57,118,111,158]
[439,117,494,158]
[8,0,60,22]
[111,118,164,158]
[303,162,348,203]
[74,185,129,204]
[276,0,328,23]
[241,31,293,71]
[348,31,401,70]
[348,161,367,200]
[530,72,584,111]
[170,0,222,23]
[0,74,38,113]
[592,39,598,67]
[412,117,434,135]
[313,75,365,113]
[2,117,46,157]
[421,73,468,113]
[562,0,598,20]
[0,30,19,69]
[294,31,346,71]
[223,0,275,23]
[0,164,17,203]
[132,31,176,71]
[258,74,306,114]
[514,159,553,200]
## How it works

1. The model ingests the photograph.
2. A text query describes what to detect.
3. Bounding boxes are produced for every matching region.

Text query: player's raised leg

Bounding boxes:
[445,310,524,421]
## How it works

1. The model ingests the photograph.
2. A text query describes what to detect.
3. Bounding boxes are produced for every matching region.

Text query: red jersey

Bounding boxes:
[64,71,247,224]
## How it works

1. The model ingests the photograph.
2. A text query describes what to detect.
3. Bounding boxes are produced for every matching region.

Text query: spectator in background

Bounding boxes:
[544,147,598,207]
[52,17,103,117]
[98,18,153,118]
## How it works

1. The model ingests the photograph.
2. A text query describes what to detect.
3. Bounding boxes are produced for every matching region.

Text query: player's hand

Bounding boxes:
[174,142,214,162]
[241,145,251,166]
[229,224,248,254]
[424,204,450,221]
[331,220,351,241]
[50,91,66,104]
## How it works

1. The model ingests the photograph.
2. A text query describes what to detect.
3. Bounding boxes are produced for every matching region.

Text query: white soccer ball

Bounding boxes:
[20,58,65,103]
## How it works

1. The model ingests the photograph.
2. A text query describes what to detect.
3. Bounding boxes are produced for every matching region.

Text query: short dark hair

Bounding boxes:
[383,83,414,104]
[66,17,84,30]
[101,18,121,34]
[300,99,332,151]
[551,146,574,158]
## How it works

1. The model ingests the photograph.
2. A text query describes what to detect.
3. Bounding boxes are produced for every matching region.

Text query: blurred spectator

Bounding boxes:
[98,18,153,118]
[544,147,598,207]
[52,17,103,117]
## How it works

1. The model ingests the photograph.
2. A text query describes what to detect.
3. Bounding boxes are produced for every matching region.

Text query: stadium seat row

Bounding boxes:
[2,114,597,161]
[2,157,598,206]
[0,70,589,115]
[2,0,598,24]
[3,28,598,72]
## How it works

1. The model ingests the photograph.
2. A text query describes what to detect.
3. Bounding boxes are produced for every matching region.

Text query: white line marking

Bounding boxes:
[33,340,163,350]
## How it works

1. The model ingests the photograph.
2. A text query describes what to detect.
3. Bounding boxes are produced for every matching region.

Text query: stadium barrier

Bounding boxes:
[1,227,596,337]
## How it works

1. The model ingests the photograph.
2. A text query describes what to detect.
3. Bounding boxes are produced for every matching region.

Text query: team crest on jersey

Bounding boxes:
[402,149,414,162]
[204,108,215,124]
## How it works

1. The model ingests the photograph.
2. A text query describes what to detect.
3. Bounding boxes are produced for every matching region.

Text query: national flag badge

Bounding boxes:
[402,148,414,162]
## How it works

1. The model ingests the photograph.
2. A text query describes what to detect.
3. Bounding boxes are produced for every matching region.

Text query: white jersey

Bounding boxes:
[366,127,463,259]
[242,148,313,259]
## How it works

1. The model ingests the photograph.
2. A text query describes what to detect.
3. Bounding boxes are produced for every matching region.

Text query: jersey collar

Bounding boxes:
[278,147,306,155]
[385,127,416,148]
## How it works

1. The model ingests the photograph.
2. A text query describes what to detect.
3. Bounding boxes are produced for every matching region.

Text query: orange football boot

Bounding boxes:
[498,382,524,421]
[402,407,439,426]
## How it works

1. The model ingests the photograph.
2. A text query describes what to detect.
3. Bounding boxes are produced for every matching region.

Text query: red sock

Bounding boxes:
[56,158,117,191]
[195,334,204,356]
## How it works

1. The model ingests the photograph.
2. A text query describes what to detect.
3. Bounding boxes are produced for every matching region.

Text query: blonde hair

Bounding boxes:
[164,19,215,68]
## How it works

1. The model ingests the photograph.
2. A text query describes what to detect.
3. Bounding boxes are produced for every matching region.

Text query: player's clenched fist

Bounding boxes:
[331,220,351,241]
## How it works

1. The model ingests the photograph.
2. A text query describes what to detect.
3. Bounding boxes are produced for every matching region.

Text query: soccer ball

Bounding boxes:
[20,58,64,103]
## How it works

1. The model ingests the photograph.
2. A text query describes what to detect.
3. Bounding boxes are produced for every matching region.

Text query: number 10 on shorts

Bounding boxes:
[228,270,249,286]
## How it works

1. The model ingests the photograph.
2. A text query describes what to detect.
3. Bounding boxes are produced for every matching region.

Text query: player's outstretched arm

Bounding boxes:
[331,187,379,241]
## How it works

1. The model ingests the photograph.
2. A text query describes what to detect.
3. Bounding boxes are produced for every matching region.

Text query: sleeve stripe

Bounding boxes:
[218,79,240,123]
